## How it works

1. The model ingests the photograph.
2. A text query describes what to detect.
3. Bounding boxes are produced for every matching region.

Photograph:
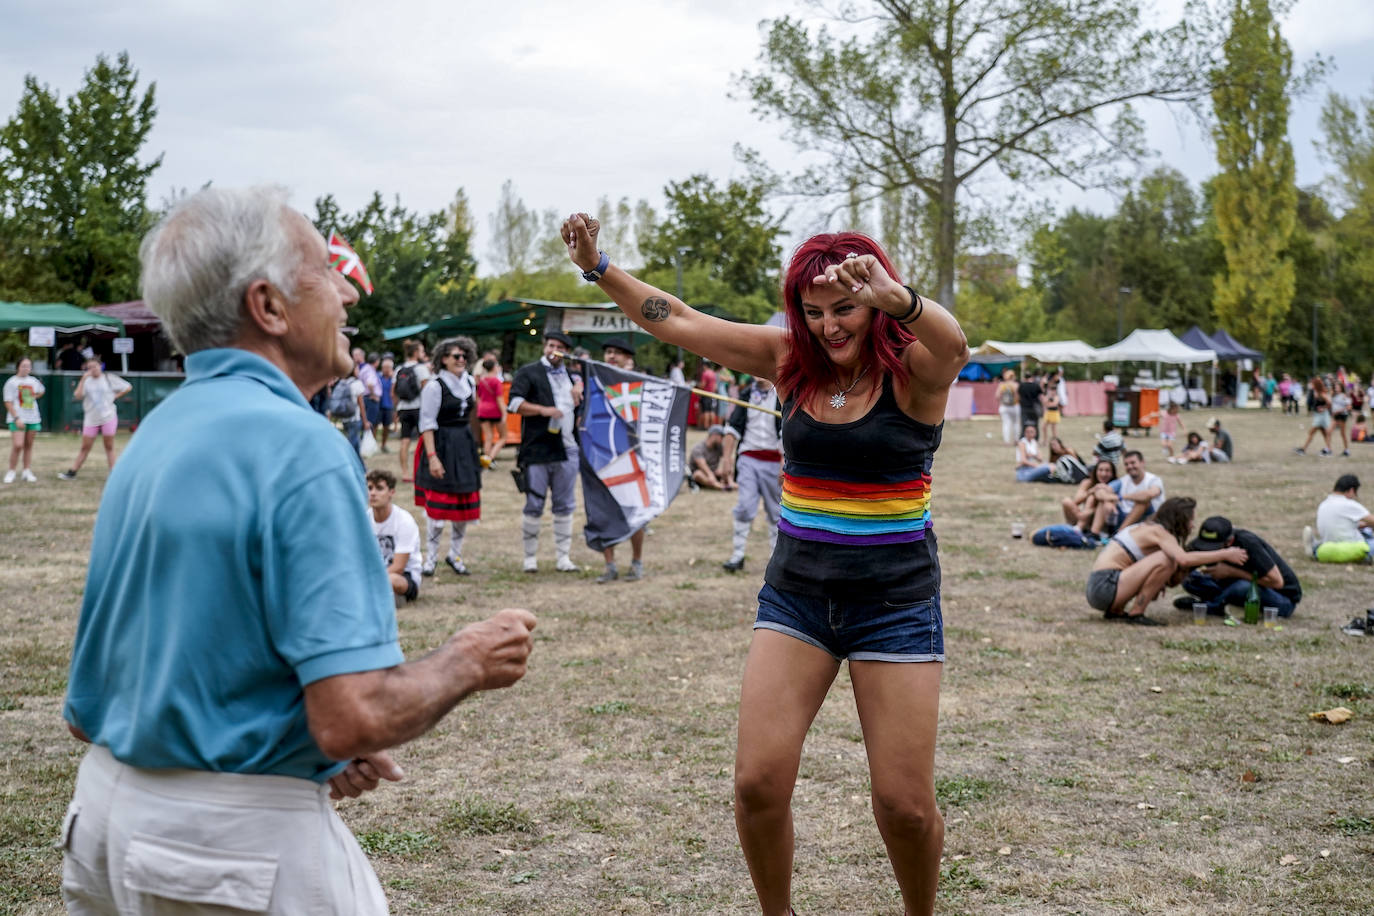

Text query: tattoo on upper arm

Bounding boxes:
[641,297,671,323]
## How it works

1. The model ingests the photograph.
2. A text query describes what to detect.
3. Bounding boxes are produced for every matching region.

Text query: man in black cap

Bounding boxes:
[1176,516,1302,618]
[602,336,636,371]
[508,330,582,572]
[590,335,646,583]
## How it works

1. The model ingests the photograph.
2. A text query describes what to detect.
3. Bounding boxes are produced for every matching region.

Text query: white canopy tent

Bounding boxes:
[972,339,1103,363]
[1094,329,1215,364]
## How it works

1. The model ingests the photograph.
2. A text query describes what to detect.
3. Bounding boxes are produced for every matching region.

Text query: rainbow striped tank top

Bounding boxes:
[765,379,942,602]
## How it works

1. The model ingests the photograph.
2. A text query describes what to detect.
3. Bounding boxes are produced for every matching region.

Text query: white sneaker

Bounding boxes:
[20,469,37,483]
[522,556,538,573]
[555,556,579,573]
[1302,525,1317,559]
[2,470,14,484]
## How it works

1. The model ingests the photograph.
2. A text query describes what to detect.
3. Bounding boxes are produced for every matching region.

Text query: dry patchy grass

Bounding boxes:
[1,408,1372,914]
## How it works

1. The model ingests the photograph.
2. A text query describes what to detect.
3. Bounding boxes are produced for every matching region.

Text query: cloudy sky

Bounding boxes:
[4,0,1373,272]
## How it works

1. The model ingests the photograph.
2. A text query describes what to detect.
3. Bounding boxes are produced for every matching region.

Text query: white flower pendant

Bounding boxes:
[829,392,847,409]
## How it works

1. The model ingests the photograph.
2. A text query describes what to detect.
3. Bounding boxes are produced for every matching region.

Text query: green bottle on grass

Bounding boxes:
[1244,576,1261,626]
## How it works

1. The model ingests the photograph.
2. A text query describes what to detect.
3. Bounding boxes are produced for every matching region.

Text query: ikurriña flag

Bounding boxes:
[327,231,374,294]
[578,360,690,551]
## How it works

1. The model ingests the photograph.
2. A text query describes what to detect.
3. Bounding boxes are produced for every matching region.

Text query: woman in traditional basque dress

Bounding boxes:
[414,336,482,576]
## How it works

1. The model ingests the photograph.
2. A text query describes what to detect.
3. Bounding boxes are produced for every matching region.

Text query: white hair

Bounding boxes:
[139,185,302,354]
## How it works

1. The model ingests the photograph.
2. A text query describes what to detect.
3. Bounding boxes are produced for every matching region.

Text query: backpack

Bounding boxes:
[999,385,1016,407]
[394,364,421,402]
[1051,454,1089,484]
[327,379,358,419]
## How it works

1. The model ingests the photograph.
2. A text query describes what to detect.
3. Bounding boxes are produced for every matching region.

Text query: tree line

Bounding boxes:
[1,2,1370,372]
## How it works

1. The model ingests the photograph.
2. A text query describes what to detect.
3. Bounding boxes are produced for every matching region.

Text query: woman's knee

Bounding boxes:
[871,789,943,839]
[734,765,794,815]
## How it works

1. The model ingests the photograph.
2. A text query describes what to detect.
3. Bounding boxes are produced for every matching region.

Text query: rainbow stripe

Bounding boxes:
[779,470,932,546]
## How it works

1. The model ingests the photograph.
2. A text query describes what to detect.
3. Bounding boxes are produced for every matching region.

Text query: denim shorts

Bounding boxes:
[754,582,944,663]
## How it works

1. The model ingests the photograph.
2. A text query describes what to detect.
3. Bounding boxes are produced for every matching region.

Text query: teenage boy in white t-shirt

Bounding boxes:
[1304,473,1374,562]
[367,468,423,601]
[59,358,133,480]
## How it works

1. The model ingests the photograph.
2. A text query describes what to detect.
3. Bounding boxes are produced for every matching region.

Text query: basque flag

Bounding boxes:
[328,231,374,294]
[578,360,691,551]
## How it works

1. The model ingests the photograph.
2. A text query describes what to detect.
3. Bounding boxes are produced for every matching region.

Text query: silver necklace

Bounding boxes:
[829,368,868,409]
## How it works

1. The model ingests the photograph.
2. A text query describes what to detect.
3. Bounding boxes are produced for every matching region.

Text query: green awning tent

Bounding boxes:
[382,297,739,342]
[0,302,124,334]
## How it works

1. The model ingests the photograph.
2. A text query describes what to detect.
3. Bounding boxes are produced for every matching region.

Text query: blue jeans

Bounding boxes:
[1183,572,1296,618]
[1016,464,1053,482]
[342,419,363,464]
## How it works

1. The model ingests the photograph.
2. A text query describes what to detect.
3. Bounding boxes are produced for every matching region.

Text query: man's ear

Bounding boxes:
[243,279,289,338]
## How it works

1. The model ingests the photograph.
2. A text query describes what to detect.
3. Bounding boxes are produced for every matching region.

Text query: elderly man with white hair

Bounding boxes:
[59,186,536,915]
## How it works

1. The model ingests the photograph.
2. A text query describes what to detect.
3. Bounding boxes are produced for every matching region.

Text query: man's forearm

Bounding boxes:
[308,637,484,760]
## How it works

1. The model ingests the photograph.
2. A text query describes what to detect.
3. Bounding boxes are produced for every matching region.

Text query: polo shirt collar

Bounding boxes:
[184,348,311,409]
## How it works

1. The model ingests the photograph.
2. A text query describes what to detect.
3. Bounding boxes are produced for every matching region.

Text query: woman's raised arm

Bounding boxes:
[562,213,785,382]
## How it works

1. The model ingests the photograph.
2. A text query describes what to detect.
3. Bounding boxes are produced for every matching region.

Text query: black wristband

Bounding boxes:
[896,285,924,323]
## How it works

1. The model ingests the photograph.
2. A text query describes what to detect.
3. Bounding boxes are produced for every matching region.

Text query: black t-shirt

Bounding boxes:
[1215,530,1301,602]
[1018,380,1043,413]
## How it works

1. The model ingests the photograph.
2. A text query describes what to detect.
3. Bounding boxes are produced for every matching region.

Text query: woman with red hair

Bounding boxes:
[563,213,968,915]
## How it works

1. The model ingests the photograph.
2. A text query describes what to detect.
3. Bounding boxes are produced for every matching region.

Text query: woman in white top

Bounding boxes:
[4,356,46,483]
[414,336,483,576]
[1014,423,1052,482]
[58,358,132,480]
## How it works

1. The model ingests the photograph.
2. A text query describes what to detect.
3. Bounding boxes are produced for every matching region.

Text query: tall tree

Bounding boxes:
[1210,0,1297,349]
[0,52,160,305]
[314,191,483,349]
[638,173,785,322]
[735,0,1211,311]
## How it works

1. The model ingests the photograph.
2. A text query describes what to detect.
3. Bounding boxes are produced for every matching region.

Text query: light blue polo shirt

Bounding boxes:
[64,349,404,782]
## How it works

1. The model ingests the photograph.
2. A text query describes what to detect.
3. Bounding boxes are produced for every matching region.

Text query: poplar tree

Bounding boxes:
[1209,0,1296,348]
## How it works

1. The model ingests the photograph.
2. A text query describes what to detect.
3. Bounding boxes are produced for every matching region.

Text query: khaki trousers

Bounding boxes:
[61,745,389,915]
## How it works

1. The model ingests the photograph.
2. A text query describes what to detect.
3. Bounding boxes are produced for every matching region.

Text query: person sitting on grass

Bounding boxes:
[1351,414,1368,443]
[1205,417,1233,462]
[1092,419,1124,467]
[1172,430,1207,464]
[1114,449,1164,527]
[1014,423,1053,482]
[367,469,422,602]
[1085,497,1247,625]
[1176,515,1302,618]
[690,424,736,490]
[1303,473,1374,563]
[1061,458,1121,541]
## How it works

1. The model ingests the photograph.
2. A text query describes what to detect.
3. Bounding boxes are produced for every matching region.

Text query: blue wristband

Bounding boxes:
[582,250,610,282]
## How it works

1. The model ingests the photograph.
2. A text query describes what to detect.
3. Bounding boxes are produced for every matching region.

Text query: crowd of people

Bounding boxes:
[7,182,1368,915]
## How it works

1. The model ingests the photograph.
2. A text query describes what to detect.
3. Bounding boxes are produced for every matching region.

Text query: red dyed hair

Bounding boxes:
[775,232,915,413]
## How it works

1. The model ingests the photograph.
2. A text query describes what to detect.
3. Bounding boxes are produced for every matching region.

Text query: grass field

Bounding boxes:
[1,407,1372,915]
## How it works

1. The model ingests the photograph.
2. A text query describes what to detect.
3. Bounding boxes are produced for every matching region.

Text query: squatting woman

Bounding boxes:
[1085,496,1246,625]
[562,213,968,916]
[413,336,482,576]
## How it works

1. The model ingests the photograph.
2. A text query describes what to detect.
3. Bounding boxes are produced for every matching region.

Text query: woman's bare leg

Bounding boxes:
[1110,552,1176,616]
[7,429,21,471]
[101,433,118,468]
[70,435,97,472]
[21,430,35,470]
[851,660,944,916]
[734,630,840,916]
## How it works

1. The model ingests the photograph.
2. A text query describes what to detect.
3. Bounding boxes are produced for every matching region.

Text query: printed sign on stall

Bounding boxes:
[113,337,134,354]
[28,326,55,347]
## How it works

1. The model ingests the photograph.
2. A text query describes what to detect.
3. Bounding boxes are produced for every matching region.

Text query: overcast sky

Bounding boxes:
[4,0,1373,273]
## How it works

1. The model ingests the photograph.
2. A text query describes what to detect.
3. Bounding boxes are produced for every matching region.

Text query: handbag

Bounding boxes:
[510,464,530,494]
[359,429,379,458]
